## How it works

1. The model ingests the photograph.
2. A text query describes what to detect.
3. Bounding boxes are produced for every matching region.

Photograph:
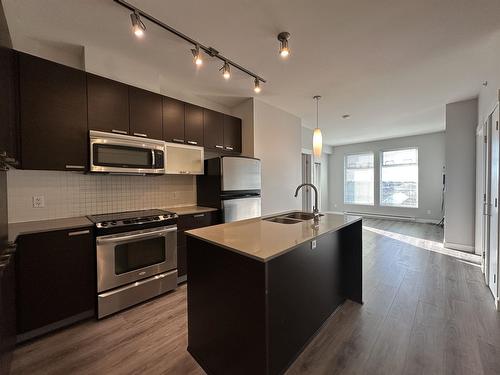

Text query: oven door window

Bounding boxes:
[114,237,166,275]
[93,144,153,168]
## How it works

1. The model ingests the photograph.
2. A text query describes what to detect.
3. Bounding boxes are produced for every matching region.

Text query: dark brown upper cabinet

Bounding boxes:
[203,109,224,151]
[129,87,162,140]
[19,53,88,171]
[0,47,19,166]
[87,74,129,135]
[185,103,204,146]
[223,115,242,153]
[162,97,185,143]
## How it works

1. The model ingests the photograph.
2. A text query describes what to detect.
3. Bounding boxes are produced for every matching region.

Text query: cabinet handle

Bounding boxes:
[66,165,85,170]
[68,229,90,236]
[4,242,17,255]
[179,171,190,174]
[187,141,198,145]
[112,129,128,135]
[193,214,205,218]
[134,132,148,138]
[215,145,224,149]
[225,146,234,151]
[172,138,185,143]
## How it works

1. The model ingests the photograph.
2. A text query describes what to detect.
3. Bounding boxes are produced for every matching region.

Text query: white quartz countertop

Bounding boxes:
[186,212,362,262]
[9,216,93,242]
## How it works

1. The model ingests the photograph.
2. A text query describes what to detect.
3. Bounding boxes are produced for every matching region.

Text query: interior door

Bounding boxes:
[489,108,499,298]
[481,121,490,282]
[476,124,485,267]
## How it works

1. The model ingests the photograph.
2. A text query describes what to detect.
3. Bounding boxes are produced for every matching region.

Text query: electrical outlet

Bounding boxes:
[32,195,45,208]
[427,209,431,215]
[311,240,317,250]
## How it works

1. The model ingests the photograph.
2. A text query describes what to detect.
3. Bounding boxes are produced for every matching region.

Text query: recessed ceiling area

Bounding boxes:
[3,0,500,145]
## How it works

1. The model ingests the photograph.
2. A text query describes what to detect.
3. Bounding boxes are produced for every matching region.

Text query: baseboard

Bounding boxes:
[341,211,440,224]
[415,218,441,224]
[444,242,475,253]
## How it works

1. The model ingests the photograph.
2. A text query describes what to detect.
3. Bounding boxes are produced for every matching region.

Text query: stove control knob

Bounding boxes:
[153,216,160,220]
[101,222,108,227]
[111,221,117,225]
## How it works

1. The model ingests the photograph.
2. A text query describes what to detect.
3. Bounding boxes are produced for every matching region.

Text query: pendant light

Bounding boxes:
[313,95,323,157]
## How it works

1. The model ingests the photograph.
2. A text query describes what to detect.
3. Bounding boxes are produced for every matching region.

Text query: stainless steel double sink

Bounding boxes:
[264,211,324,224]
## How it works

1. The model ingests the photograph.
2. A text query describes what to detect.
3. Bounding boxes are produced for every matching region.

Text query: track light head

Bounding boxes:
[130,11,146,38]
[221,61,231,79]
[254,78,261,93]
[191,45,203,66]
[277,32,291,58]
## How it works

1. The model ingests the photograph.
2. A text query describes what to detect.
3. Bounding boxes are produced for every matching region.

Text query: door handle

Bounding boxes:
[172,139,185,143]
[68,229,91,236]
[187,141,198,145]
[66,165,86,170]
[134,132,148,138]
[225,146,234,151]
[112,129,128,135]
[215,145,224,149]
[193,214,205,218]
[97,226,177,244]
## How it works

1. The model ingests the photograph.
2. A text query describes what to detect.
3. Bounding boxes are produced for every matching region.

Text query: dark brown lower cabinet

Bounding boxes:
[16,227,95,336]
[0,246,16,374]
[177,211,220,279]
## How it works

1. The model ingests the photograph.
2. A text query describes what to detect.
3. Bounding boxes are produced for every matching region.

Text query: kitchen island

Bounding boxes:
[185,212,362,375]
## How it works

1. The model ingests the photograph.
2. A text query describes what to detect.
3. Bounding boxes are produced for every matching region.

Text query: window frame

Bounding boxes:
[343,151,375,206]
[379,147,419,208]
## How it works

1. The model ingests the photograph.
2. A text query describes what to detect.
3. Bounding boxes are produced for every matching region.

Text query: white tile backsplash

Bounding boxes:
[7,169,197,223]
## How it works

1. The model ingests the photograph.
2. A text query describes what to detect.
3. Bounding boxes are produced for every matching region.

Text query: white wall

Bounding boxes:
[253,99,302,215]
[301,127,331,212]
[478,30,500,126]
[328,132,445,222]
[445,98,478,252]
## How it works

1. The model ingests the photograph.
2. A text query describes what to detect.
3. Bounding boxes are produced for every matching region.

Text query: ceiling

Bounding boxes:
[3,0,500,145]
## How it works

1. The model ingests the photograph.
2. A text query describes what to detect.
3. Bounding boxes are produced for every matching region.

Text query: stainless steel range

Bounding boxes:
[87,209,178,318]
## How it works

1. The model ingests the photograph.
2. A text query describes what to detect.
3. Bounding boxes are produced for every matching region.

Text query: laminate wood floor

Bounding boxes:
[12,219,498,375]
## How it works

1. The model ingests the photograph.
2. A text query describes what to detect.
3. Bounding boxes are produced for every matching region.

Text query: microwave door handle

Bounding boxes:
[97,227,176,245]
[151,149,155,167]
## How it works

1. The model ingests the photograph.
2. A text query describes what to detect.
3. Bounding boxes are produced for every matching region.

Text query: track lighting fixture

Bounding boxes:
[191,45,203,66]
[254,78,261,93]
[221,61,231,79]
[277,32,291,58]
[130,11,146,38]
[115,0,266,92]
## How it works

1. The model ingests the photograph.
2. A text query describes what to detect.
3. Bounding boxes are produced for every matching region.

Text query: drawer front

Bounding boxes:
[177,211,217,231]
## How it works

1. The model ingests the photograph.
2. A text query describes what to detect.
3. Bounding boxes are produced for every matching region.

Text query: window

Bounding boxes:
[344,153,374,205]
[380,148,418,208]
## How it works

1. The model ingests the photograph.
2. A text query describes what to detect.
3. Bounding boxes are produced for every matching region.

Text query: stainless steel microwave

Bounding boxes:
[90,130,165,174]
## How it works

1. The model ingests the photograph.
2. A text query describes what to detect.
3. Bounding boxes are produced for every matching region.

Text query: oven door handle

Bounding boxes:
[97,227,176,245]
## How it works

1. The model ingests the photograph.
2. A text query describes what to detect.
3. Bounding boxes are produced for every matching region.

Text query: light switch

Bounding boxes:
[32,195,45,208]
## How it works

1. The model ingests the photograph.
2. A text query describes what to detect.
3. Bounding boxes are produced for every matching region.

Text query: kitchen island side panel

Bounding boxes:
[340,219,363,304]
[267,229,347,375]
[186,236,267,375]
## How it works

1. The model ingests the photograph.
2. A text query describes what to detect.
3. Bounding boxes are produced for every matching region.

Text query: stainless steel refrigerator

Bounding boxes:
[197,156,261,222]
